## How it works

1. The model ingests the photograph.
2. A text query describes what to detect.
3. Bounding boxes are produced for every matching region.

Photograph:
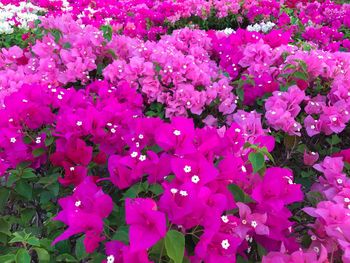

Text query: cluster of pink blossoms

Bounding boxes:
[303,156,350,262]
[1,0,350,262]
[103,28,237,118]
[298,0,350,51]
[0,80,306,262]
[264,49,350,137]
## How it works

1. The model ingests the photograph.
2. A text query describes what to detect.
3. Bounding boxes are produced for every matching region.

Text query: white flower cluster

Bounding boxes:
[0,2,46,34]
[221,28,236,35]
[247,21,276,33]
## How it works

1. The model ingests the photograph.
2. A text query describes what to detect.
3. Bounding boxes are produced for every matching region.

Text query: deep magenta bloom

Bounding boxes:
[52,177,113,253]
[126,198,166,251]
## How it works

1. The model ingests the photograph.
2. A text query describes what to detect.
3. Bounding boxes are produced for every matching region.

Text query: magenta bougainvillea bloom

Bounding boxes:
[155,117,196,155]
[252,167,303,210]
[125,198,166,251]
[304,151,319,166]
[52,177,113,253]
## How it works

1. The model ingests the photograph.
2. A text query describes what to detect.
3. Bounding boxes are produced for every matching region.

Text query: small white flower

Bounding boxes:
[184,165,192,173]
[221,215,229,223]
[311,125,316,130]
[139,155,146,161]
[76,121,83,126]
[313,247,319,253]
[191,175,200,184]
[242,219,247,225]
[337,178,343,184]
[130,151,138,158]
[70,167,75,171]
[241,166,247,173]
[173,130,181,136]
[332,117,337,122]
[110,128,116,133]
[251,221,258,228]
[10,137,16,143]
[179,190,188,197]
[170,188,178,194]
[235,128,241,133]
[107,255,115,263]
[75,200,81,207]
[138,134,144,139]
[221,239,230,250]
[311,235,317,241]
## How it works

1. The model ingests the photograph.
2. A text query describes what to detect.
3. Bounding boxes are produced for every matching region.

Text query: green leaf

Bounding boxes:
[62,42,71,49]
[149,184,164,195]
[34,19,42,27]
[227,184,253,203]
[50,29,62,43]
[56,254,77,262]
[258,147,275,164]
[155,64,161,72]
[0,188,10,210]
[236,87,244,101]
[44,137,54,147]
[149,239,164,256]
[32,148,45,157]
[75,236,88,260]
[257,243,267,258]
[6,172,20,187]
[14,181,32,200]
[236,255,250,263]
[27,237,40,246]
[33,248,50,263]
[283,64,296,71]
[101,25,113,41]
[23,136,32,144]
[328,135,341,146]
[112,226,129,244]
[165,230,185,263]
[0,254,15,263]
[293,71,308,81]
[22,169,36,179]
[15,249,30,263]
[248,152,265,173]
[0,219,11,236]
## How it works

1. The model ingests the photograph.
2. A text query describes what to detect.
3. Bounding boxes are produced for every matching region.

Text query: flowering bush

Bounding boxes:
[1,0,350,262]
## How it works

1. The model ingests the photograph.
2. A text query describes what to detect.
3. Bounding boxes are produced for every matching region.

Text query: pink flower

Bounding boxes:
[252,168,303,210]
[304,151,319,166]
[126,198,166,251]
[50,137,93,167]
[52,177,113,253]
[236,202,269,236]
[155,117,196,155]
